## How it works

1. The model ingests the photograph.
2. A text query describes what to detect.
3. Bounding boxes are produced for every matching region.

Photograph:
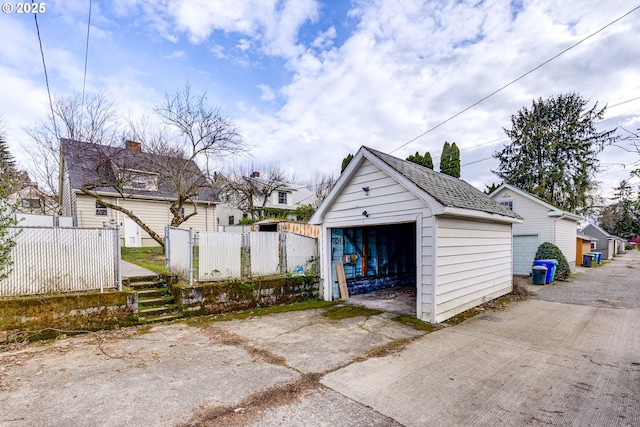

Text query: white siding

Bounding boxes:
[75,194,217,246]
[434,217,512,323]
[324,159,429,224]
[493,188,554,243]
[493,188,578,271]
[555,217,577,269]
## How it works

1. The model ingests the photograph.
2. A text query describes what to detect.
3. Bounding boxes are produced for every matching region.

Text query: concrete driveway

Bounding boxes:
[1,251,639,426]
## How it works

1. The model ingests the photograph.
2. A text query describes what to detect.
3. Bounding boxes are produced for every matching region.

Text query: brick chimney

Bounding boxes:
[250,171,260,178]
[125,140,142,151]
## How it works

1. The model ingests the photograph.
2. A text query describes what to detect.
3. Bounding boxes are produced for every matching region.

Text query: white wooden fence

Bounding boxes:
[165,227,318,283]
[0,226,121,296]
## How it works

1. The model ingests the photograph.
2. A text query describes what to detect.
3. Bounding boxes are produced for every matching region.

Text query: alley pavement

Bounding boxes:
[1,251,638,426]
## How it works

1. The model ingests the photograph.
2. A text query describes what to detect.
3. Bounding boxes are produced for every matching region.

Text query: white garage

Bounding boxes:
[490,184,582,273]
[310,146,523,323]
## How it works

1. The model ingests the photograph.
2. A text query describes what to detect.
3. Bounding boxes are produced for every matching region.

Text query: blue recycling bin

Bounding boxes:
[533,259,558,284]
[588,252,602,264]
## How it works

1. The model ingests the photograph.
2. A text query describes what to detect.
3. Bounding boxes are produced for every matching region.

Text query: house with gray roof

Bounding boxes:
[579,223,626,260]
[310,146,522,323]
[59,139,219,247]
[489,183,582,274]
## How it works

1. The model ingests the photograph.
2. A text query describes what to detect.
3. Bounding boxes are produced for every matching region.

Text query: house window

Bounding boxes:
[122,169,159,191]
[21,198,41,209]
[590,242,597,250]
[228,215,235,225]
[499,200,514,211]
[96,201,108,216]
[278,191,287,204]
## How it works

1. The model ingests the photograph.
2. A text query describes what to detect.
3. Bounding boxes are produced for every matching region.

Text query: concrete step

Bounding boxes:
[139,313,182,324]
[138,305,179,316]
[136,288,167,298]
[138,296,175,307]
[130,281,166,290]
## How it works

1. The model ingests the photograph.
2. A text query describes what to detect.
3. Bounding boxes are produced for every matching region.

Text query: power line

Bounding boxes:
[389,4,640,155]
[81,0,93,114]
[33,8,58,138]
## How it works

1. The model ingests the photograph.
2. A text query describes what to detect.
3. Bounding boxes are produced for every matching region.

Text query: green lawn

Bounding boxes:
[121,247,168,275]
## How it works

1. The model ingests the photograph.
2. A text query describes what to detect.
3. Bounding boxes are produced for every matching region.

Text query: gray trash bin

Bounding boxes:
[582,253,594,267]
[532,265,548,285]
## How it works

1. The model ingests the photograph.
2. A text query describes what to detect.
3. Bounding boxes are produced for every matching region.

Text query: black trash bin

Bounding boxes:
[582,253,594,267]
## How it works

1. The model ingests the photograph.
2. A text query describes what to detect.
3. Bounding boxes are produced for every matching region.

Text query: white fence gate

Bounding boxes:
[198,232,243,281]
[165,229,318,282]
[165,226,193,285]
[0,226,121,296]
[250,232,280,277]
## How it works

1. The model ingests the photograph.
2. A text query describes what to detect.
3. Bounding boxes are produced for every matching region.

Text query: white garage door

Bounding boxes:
[513,234,539,275]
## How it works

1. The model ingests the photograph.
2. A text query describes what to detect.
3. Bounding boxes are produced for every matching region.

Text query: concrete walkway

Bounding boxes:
[322,250,640,426]
[120,260,157,278]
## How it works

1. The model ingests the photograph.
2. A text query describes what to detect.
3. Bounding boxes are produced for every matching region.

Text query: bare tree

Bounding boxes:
[25,90,123,213]
[218,163,288,221]
[308,173,336,208]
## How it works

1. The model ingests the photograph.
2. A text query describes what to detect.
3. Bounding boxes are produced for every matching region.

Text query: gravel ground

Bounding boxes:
[533,249,640,308]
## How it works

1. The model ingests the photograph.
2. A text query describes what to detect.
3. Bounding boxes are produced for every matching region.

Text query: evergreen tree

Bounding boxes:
[406,151,434,169]
[341,153,354,173]
[449,142,460,178]
[493,93,616,212]
[0,128,18,281]
[0,132,17,187]
[598,180,639,238]
[439,141,451,175]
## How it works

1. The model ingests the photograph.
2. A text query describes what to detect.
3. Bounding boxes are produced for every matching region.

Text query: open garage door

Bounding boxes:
[513,234,539,275]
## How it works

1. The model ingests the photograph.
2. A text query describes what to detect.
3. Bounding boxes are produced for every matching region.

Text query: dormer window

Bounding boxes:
[122,169,159,191]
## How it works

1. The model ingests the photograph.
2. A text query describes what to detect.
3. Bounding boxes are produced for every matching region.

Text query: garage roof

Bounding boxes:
[312,146,522,223]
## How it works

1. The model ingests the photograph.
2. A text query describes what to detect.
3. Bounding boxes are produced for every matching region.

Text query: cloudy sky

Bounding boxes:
[1,0,639,198]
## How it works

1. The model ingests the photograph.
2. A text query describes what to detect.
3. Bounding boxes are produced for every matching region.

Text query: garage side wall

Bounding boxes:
[554,218,578,269]
[434,217,513,323]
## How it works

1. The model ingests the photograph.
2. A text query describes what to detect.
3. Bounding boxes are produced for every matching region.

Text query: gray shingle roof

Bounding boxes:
[365,146,521,220]
[61,138,219,202]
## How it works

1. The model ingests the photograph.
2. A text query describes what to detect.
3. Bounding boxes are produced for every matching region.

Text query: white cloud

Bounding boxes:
[257,84,276,102]
[163,50,185,59]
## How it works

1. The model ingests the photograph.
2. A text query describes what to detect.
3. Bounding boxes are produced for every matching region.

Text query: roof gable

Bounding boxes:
[489,183,581,221]
[311,146,521,223]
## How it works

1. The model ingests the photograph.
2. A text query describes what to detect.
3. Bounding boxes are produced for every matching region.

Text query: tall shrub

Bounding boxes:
[534,242,571,280]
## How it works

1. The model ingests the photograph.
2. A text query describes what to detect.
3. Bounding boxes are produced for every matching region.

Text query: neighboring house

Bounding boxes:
[489,184,582,274]
[579,223,624,260]
[310,146,522,323]
[217,174,315,227]
[59,139,219,247]
[576,233,598,266]
[7,183,56,215]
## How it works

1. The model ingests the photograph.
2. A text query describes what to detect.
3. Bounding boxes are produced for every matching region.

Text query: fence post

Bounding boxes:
[115,225,122,292]
[188,228,194,287]
[241,232,250,279]
[164,226,170,271]
[279,231,287,275]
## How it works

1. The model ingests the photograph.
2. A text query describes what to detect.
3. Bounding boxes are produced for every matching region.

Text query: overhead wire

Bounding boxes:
[80,0,93,119]
[33,5,58,138]
[389,4,640,155]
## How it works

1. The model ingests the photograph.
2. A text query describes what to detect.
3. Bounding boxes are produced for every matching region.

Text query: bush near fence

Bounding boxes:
[170,275,319,316]
[0,290,138,343]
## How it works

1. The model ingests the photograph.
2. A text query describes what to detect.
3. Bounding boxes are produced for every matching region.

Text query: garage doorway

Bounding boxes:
[331,222,416,315]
